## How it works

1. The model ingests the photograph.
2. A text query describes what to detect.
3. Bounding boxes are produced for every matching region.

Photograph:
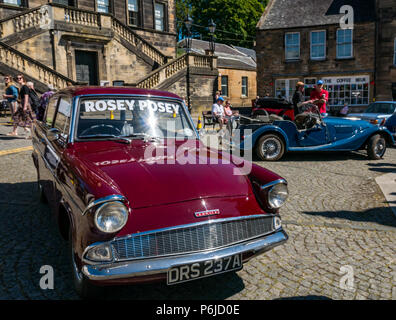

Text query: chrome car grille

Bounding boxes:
[111,215,275,261]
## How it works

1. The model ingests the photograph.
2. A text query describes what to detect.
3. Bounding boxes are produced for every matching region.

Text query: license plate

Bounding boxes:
[167,254,242,285]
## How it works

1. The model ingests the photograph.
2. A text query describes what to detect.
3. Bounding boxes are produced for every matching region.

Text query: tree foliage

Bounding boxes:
[176,0,268,48]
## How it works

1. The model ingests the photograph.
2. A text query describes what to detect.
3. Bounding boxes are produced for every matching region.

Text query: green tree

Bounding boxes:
[176,0,267,48]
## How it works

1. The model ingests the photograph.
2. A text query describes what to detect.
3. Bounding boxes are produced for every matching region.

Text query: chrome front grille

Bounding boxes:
[111,215,275,261]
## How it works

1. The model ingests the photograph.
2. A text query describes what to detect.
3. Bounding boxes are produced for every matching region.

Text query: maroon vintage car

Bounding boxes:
[32,86,289,298]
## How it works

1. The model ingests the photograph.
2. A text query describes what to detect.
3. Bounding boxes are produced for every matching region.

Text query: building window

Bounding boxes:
[310,31,326,60]
[304,78,317,101]
[127,0,139,26]
[324,76,369,106]
[97,0,110,13]
[394,38,396,66]
[242,77,248,97]
[221,76,229,97]
[275,79,299,101]
[2,0,28,6]
[154,2,165,31]
[285,32,300,60]
[53,0,76,6]
[336,29,353,59]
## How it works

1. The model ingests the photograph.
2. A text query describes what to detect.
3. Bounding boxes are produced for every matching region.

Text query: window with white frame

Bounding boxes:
[336,29,353,59]
[221,76,229,97]
[155,2,165,31]
[275,79,299,101]
[394,38,396,66]
[242,77,248,97]
[311,31,326,60]
[128,0,139,26]
[97,0,110,13]
[3,0,22,6]
[285,33,300,60]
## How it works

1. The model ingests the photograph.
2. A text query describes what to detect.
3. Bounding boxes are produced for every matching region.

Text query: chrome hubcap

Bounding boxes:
[375,141,385,157]
[262,138,281,159]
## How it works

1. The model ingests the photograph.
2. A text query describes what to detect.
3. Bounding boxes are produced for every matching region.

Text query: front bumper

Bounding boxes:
[82,229,288,282]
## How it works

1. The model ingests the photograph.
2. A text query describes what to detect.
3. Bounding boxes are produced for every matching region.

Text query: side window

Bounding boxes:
[54,97,72,137]
[45,97,58,127]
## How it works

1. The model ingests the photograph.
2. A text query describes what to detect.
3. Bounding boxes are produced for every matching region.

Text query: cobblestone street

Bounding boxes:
[0,120,395,300]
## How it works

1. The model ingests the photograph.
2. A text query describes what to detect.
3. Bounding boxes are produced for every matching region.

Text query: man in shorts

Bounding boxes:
[212,96,225,130]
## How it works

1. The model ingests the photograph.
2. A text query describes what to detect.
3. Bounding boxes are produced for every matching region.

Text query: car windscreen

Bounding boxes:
[76,96,197,140]
[365,103,395,114]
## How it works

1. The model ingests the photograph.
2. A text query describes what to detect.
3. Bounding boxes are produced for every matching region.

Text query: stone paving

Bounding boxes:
[0,118,395,300]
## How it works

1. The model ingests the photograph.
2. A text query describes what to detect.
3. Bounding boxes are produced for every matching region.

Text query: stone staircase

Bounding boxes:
[135,53,217,90]
[0,3,216,97]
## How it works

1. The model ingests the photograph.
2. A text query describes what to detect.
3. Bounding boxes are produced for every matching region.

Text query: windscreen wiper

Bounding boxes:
[78,134,131,144]
[125,133,162,142]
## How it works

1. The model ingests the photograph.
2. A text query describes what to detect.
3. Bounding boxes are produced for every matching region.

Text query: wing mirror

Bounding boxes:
[47,128,60,141]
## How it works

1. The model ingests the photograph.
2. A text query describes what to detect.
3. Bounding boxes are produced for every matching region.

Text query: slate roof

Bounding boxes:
[178,39,257,70]
[257,0,376,30]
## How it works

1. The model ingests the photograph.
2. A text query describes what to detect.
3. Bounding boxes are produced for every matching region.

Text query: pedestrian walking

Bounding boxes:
[37,84,55,122]
[26,81,40,119]
[3,75,18,126]
[8,74,35,139]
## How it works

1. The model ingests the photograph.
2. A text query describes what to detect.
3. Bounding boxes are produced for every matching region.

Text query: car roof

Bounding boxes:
[55,86,182,100]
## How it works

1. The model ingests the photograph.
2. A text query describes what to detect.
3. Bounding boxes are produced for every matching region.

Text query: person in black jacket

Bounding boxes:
[292,82,313,116]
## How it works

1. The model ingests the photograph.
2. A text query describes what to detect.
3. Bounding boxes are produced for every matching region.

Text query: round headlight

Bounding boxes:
[94,201,128,233]
[268,183,288,209]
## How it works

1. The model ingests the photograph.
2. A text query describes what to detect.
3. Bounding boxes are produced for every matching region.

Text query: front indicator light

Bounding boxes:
[85,243,113,262]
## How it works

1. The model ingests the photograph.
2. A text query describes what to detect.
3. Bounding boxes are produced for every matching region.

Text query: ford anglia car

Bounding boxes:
[32,87,289,298]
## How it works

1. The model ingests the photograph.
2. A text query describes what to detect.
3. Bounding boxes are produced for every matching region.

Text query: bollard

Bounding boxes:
[197,116,202,130]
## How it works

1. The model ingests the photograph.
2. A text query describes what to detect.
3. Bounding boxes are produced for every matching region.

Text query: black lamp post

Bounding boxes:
[208,19,216,55]
[184,14,193,112]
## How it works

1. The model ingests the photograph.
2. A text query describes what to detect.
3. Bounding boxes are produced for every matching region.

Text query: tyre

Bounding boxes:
[256,134,285,161]
[367,134,386,160]
[69,230,104,299]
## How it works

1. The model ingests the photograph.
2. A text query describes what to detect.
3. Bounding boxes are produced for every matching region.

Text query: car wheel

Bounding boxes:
[367,134,386,160]
[256,134,285,161]
[69,230,104,299]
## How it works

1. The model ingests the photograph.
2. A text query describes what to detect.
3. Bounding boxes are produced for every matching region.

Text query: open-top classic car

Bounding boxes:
[231,104,395,161]
[32,87,289,298]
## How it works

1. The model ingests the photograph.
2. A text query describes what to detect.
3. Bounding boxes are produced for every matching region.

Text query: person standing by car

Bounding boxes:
[292,82,314,116]
[37,84,55,121]
[10,74,35,139]
[310,80,329,116]
[3,75,18,127]
[212,96,225,130]
[27,81,40,119]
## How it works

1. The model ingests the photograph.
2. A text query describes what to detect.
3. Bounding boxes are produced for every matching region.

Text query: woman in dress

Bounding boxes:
[11,74,35,139]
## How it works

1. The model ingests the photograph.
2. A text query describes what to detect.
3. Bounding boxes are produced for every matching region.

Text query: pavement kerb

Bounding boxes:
[375,172,396,218]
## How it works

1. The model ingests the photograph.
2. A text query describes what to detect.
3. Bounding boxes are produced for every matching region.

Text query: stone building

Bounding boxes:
[178,39,257,108]
[0,0,218,111]
[256,0,395,113]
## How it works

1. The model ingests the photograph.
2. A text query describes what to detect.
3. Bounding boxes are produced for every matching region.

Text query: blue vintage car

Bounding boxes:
[232,106,395,161]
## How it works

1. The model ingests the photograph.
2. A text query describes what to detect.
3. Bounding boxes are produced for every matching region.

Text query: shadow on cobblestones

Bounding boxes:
[367,163,396,174]
[302,207,396,229]
[278,151,369,162]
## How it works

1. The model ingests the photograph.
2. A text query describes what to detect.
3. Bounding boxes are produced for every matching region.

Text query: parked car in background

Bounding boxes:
[32,86,289,298]
[348,101,396,125]
[384,113,396,141]
[232,104,395,161]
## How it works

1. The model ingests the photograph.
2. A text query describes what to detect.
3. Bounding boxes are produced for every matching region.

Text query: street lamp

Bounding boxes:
[208,19,216,55]
[184,14,193,112]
